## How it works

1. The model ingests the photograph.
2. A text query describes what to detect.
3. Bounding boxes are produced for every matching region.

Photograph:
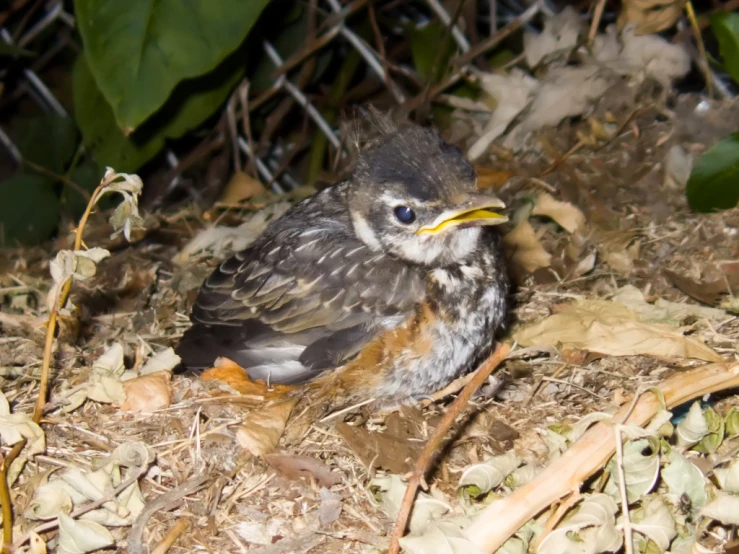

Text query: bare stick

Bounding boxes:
[464,361,739,552]
[387,344,511,554]
[151,518,190,554]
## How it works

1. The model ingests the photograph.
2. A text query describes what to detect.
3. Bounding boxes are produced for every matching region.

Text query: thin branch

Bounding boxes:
[387,344,511,554]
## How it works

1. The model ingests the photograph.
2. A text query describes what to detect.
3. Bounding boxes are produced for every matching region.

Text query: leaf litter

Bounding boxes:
[0,19,738,554]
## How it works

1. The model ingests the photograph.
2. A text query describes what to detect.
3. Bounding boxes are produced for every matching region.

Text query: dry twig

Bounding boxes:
[464,361,739,552]
[387,343,511,554]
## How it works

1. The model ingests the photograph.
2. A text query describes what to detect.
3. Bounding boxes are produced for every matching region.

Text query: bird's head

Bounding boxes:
[347,124,508,266]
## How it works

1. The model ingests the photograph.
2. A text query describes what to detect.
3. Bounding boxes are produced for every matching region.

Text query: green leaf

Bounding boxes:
[74,0,271,132]
[73,49,244,173]
[711,13,739,84]
[410,21,457,84]
[686,132,739,213]
[13,115,79,172]
[0,174,60,246]
[73,56,164,173]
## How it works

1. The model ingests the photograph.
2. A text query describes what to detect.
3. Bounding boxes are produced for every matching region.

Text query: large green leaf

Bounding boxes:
[13,115,79,172]
[410,22,457,84]
[73,56,164,173]
[0,174,59,245]
[73,53,242,172]
[711,13,739,84]
[686,132,739,213]
[74,0,271,133]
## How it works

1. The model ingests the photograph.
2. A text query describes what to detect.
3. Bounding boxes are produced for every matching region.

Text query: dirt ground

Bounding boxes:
[1,88,738,553]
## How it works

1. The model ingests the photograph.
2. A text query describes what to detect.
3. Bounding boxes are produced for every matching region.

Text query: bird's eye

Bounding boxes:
[394,206,416,224]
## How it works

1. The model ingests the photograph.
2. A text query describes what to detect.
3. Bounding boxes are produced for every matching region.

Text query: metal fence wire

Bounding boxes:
[1,0,580,206]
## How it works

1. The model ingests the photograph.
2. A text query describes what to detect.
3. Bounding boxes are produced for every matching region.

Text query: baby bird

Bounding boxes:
[176,123,509,406]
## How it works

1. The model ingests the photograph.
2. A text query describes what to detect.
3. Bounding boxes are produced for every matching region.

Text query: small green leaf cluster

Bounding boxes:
[686,14,739,213]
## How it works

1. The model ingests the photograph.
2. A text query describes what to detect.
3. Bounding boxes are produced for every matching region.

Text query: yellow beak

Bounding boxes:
[417,195,508,235]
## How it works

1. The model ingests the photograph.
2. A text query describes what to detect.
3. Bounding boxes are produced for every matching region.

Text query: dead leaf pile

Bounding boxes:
[513,299,723,362]
[466,9,690,156]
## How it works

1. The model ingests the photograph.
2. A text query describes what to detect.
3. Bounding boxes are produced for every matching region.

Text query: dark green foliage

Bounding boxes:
[686,132,739,213]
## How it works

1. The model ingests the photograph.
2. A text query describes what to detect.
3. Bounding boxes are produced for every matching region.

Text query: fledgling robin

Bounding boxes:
[176,123,510,406]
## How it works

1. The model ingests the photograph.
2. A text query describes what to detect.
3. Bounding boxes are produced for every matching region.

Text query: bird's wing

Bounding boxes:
[176,223,426,383]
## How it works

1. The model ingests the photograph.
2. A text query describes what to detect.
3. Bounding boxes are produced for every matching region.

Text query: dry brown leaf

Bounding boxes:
[475,167,515,191]
[265,453,342,487]
[663,270,734,306]
[513,300,724,362]
[121,371,172,413]
[236,398,298,456]
[202,357,298,399]
[618,0,687,35]
[336,410,426,474]
[532,193,586,233]
[503,220,552,276]
[218,171,266,204]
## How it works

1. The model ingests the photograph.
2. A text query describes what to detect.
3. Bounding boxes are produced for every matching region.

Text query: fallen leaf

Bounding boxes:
[265,453,342,487]
[663,270,731,306]
[371,474,451,536]
[57,512,114,554]
[219,171,266,204]
[618,0,687,35]
[532,192,586,233]
[0,391,46,485]
[318,488,343,527]
[475,167,515,190]
[612,285,728,326]
[513,300,723,362]
[236,398,298,456]
[503,220,552,276]
[121,371,172,413]
[336,409,427,473]
[139,347,181,375]
[202,357,297,399]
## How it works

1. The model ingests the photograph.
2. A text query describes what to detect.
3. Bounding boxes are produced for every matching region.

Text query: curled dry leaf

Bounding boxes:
[458,452,521,496]
[219,170,266,204]
[63,343,127,412]
[714,460,739,494]
[675,401,710,447]
[57,512,114,554]
[138,347,181,375]
[604,437,661,502]
[631,496,677,552]
[661,449,708,516]
[502,220,552,276]
[265,453,342,488]
[618,0,687,35]
[538,494,622,554]
[47,248,110,312]
[236,398,298,456]
[532,192,586,233]
[701,493,739,526]
[399,520,485,554]
[371,474,451,536]
[121,370,172,413]
[513,300,723,362]
[0,390,45,485]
